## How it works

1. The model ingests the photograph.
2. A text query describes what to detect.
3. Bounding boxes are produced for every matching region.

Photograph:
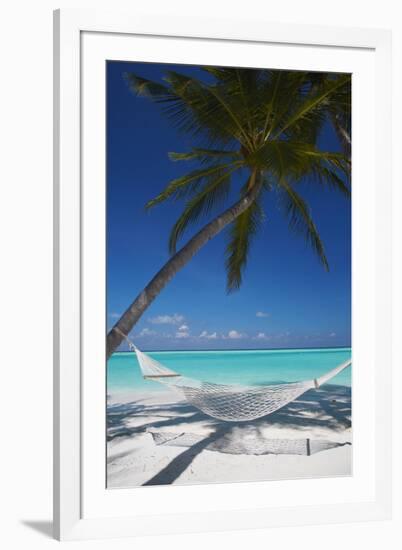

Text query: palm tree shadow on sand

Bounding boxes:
[107,384,351,486]
[142,425,231,486]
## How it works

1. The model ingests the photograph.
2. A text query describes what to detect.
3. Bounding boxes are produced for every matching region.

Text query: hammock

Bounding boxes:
[117,331,351,422]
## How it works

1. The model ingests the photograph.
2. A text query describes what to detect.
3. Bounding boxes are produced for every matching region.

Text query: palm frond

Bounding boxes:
[168,166,240,253]
[278,179,329,270]
[225,198,264,292]
[126,71,235,146]
[165,71,253,147]
[248,141,350,195]
[146,162,241,209]
[310,166,350,196]
[168,148,241,164]
[124,73,172,98]
[273,74,351,140]
[261,70,283,140]
[202,80,255,150]
[304,74,351,156]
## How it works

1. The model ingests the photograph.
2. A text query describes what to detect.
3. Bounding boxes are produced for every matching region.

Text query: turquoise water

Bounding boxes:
[107,347,351,394]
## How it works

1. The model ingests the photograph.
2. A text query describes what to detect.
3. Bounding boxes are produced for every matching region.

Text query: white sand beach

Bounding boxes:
[107,384,352,488]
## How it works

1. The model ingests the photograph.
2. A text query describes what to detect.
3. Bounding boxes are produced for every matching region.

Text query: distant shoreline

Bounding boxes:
[112,345,352,354]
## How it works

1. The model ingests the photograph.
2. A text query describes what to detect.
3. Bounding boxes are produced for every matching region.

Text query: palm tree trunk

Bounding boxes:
[106,172,261,358]
[331,113,351,159]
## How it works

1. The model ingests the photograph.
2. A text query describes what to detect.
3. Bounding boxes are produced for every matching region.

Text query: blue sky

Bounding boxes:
[107,61,351,351]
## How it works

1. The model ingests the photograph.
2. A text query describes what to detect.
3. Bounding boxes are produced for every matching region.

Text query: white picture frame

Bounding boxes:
[53,8,392,541]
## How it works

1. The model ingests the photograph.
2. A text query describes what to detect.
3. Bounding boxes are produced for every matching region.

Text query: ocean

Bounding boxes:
[107,347,351,394]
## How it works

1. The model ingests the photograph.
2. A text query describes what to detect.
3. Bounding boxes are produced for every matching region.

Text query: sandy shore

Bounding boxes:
[107,384,352,488]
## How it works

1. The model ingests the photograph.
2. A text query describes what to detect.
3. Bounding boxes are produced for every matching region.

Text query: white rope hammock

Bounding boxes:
[116,330,351,422]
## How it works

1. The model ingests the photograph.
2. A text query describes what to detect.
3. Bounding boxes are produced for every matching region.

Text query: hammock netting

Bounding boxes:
[129,344,351,422]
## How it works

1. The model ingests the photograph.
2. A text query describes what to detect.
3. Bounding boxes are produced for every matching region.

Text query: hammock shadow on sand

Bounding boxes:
[107,384,351,485]
[267,384,351,430]
[141,385,351,486]
[107,384,351,441]
[107,400,216,441]
[144,432,351,486]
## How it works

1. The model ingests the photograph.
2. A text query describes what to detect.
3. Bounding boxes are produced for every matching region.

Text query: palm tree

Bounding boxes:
[106,67,351,358]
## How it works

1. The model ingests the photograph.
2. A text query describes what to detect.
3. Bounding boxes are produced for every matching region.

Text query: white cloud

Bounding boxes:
[199,330,218,340]
[253,331,291,341]
[175,323,190,339]
[175,330,190,338]
[254,332,270,340]
[329,332,336,337]
[149,313,184,325]
[138,328,156,337]
[227,330,243,339]
[256,311,269,318]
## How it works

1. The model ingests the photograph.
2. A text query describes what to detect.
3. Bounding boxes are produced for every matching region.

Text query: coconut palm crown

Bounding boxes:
[126,67,350,290]
[106,67,350,357]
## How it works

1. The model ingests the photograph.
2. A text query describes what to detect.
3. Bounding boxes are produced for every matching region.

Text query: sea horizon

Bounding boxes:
[112,345,351,354]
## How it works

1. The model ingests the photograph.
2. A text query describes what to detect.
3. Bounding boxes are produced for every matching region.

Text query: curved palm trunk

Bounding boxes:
[107,173,261,358]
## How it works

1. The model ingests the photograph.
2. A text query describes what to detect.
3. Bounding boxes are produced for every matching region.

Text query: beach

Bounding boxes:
[107,380,352,488]
[105,62,352,491]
